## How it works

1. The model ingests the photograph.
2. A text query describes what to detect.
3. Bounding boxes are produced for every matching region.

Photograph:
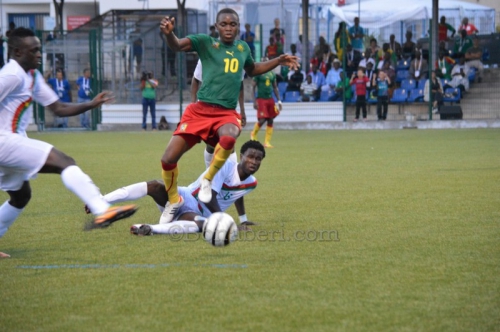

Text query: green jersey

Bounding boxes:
[188,34,254,109]
[253,72,276,99]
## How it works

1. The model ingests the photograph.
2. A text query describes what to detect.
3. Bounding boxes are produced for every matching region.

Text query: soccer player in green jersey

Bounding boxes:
[158,8,299,223]
[250,59,282,148]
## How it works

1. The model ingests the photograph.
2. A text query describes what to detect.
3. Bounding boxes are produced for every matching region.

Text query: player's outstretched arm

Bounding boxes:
[245,54,300,77]
[160,16,192,52]
[47,91,114,117]
[234,197,256,226]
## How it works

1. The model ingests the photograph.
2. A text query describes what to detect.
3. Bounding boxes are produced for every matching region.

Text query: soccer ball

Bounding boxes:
[202,212,238,247]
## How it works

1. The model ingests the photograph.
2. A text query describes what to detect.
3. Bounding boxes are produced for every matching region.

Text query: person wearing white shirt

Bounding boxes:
[107,140,266,235]
[0,28,137,258]
[324,59,343,92]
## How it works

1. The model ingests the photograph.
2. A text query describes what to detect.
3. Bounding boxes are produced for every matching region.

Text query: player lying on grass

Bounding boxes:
[0,28,137,258]
[86,140,265,235]
[158,8,299,226]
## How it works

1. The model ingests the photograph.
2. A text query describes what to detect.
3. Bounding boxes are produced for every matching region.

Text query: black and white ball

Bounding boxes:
[202,212,238,247]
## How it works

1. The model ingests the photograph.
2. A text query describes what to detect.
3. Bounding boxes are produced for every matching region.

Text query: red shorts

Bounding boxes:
[256,98,279,119]
[174,101,242,147]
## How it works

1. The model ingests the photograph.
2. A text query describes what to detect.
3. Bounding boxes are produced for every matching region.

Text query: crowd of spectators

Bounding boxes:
[250,16,486,120]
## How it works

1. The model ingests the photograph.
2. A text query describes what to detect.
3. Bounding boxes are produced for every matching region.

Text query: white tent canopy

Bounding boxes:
[326,0,496,33]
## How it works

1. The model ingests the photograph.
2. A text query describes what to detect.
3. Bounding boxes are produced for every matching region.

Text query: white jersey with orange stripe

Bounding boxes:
[0,60,58,136]
[187,159,257,216]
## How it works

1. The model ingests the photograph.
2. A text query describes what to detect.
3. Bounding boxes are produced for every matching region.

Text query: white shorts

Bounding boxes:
[176,187,205,220]
[0,133,53,191]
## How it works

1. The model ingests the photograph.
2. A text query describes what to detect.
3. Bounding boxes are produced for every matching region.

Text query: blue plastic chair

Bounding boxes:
[396,70,409,83]
[396,59,410,70]
[442,87,461,103]
[468,68,476,83]
[417,79,426,90]
[390,88,408,103]
[283,90,301,102]
[408,89,424,102]
[319,89,336,102]
[401,79,417,91]
[278,82,288,100]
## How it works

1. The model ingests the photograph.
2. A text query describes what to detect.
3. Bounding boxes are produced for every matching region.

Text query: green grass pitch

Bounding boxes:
[0,129,499,331]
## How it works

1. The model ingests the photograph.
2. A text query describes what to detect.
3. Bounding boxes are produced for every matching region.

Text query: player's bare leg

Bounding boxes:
[160,135,191,223]
[199,123,240,203]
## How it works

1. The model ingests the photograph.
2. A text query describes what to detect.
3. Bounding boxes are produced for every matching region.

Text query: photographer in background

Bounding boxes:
[141,71,158,130]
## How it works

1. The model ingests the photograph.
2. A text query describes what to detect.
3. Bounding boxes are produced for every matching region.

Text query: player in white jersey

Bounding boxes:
[88,140,265,236]
[0,28,137,258]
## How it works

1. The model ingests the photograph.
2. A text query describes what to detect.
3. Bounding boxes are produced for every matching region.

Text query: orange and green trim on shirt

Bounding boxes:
[221,181,257,191]
[11,70,37,133]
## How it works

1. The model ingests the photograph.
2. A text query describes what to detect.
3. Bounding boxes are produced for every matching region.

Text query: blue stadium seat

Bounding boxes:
[401,79,417,90]
[283,90,301,102]
[408,89,424,102]
[396,59,410,70]
[441,78,450,88]
[319,89,337,102]
[417,79,426,90]
[396,70,409,83]
[278,82,288,100]
[390,88,408,103]
[367,90,378,104]
[442,87,461,103]
[468,68,476,83]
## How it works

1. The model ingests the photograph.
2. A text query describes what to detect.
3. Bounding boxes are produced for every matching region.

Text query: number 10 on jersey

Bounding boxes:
[224,58,239,73]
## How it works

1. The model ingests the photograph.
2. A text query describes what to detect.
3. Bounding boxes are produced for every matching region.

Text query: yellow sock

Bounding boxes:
[265,126,274,145]
[161,166,180,203]
[251,123,260,140]
[205,143,232,181]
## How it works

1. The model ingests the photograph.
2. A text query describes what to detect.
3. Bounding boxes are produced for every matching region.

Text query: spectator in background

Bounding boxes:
[209,25,219,38]
[313,36,332,60]
[402,31,416,60]
[372,70,391,121]
[348,17,365,53]
[48,69,72,128]
[270,18,285,46]
[130,29,143,76]
[389,34,402,60]
[76,68,92,129]
[318,52,330,76]
[465,38,484,83]
[0,29,5,68]
[297,34,314,60]
[308,63,326,98]
[458,17,478,36]
[436,50,455,80]
[141,71,158,130]
[438,16,456,42]
[358,49,374,69]
[364,61,376,93]
[368,38,382,62]
[287,67,305,91]
[264,36,282,60]
[380,60,396,90]
[377,51,394,71]
[300,74,318,101]
[453,29,473,58]
[330,71,352,101]
[241,23,256,60]
[288,43,301,59]
[445,56,470,94]
[424,70,444,114]
[160,30,176,77]
[325,58,343,93]
[345,44,361,77]
[409,49,428,81]
[334,22,350,60]
[350,69,369,122]
[6,22,16,61]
